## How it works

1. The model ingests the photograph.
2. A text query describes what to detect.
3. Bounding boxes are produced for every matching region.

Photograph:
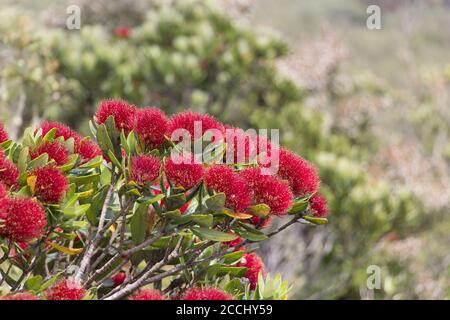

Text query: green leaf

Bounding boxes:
[192,214,213,227]
[131,203,149,244]
[162,209,182,219]
[58,154,78,172]
[302,216,328,225]
[28,153,48,170]
[42,128,57,141]
[17,146,29,173]
[191,227,238,242]
[205,193,226,211]
[25,275,43,292]
[68,173,100,185]
[137,194,165,205]
[248,204,271,217]
[96,124,115,156]
[207,264,247,277]
[79,155,103,169]
[289,197,310,215]
[222,250,244,264]
[86,185,111,225]
[234,228,268,242]
[63,203,91,218]
[224,278,245,295]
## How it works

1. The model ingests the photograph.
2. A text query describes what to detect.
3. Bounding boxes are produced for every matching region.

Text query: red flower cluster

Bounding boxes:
[276,148,319,197]
[76,139,103,163]
[309,194,328,217]
[237,253,265,290]
[40,121,81,144]
[129,289,165,300]
[32,166,69,204]
[167,111,224,142]
[0,153,19,188]
[0,292,38,300]
[39,121,101,164]
[0,197,47,242]
[95,99,136,133]
[130,155,161,185]
[46,279,85,300]
[134,107,168,149]
[31,141,69,166]
[205,165,251,212]
[240,168,293,215]
[182,287,234,300]
[164,153,204,190]
[0,122,8,143]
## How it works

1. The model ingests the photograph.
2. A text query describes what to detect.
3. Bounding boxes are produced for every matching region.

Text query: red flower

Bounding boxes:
[309,194,328,217]
[0,182,7,199]
[111,272,126,286]
[249,216,272,229]
[164,153,204,190]
[1,292,38,300]
[134,107,168,149]
[46,279,85,300]
[240,168,293,215]
[167,111,224,142]
[276,148,320,197]
[0,122,8,143]
[237,253,265,290]
[39,121,81,145]
[205,165,251,212]
[0,197,47,242]
[0,157,19,188]
[32,166,69,203]
[115,26,130,38]
[130,155,161,186]
[182,287,234,300]
[31,141,69,166]
[129,289,165,300]
[76,139,103,163]
[95,99,136,133]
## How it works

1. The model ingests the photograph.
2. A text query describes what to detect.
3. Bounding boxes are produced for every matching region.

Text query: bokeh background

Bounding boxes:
[0,0,449,299]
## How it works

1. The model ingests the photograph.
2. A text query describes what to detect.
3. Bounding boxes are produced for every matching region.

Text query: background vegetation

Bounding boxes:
[0,0,448,299]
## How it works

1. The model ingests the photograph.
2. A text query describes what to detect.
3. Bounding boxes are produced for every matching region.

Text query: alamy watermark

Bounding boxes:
[366,265,382,290]
[366,5,382,30]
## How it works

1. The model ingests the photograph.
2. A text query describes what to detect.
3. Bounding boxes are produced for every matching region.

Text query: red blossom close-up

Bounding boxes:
[32,166,69,204]
[130,154,161,185]
[45,279,86,300]
[182,287,234,300]
[238,252,266,290]
[240,167,293,215]
[134,107,168,149]
[95,99,136,133]
[309,194,328,218]
[205,165,251,212]
[31,141,70,166]
[0,197,47,242]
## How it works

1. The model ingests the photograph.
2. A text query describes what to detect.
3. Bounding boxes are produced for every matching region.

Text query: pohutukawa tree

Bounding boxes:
[0,100,328,300]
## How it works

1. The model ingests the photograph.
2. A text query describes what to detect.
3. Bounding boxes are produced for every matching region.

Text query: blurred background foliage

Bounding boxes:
[0,0,448,299]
